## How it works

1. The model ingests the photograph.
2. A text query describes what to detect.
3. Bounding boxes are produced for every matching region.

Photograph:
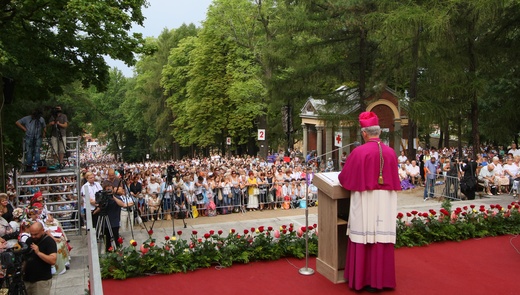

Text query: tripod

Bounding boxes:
[150,180,187,237]
[47,121,67,170]
[96,209,116,252]
[2,258,28,295]
[114,172,148,241]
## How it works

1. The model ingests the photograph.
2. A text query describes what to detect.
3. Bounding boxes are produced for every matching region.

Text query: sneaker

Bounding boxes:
[423,197,429,201]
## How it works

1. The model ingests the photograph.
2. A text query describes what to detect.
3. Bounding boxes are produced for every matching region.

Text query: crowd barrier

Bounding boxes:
[424,174,461,200]
[125,180,318,224]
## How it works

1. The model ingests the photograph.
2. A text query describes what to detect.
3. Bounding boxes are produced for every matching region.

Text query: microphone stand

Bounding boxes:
[299,140,360,276]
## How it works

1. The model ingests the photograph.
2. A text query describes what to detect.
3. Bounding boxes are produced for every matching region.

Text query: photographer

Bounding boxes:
[160,174,174,221]
[16,109,46,171]
[96,182,125,252]
[48,105,68,165]
[23,222,57,295]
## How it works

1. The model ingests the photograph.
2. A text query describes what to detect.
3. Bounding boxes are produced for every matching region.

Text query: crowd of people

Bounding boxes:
[80,154,320,234]
[395,144,520,201]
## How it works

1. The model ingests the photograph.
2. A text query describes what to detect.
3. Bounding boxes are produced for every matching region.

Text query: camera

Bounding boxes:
[95,190,113,209]
[50,107,62,117]
[1,242,29,275]
[166,165,176,184]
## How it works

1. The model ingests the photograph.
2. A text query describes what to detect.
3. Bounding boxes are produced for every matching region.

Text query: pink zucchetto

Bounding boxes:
[359,111,379,128]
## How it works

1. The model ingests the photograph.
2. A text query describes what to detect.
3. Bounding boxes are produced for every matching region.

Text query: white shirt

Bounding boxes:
[508,148,520,157]
[81,181,102,211]
[398,155,408,164]
[503,163,519,177]
[407,165,420,176]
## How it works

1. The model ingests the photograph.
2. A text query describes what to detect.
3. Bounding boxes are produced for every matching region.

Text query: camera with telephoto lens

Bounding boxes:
[95,190,113,209]
[0,242,30,275]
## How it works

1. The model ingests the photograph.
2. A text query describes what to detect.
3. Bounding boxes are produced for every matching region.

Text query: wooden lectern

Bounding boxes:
[313,172,350,284]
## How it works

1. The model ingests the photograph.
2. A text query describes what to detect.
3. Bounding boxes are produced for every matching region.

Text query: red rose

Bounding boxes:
[462,212,467,216]
[148,229,154,236]
[209,230,215,235]
[108,246,114,252]
[282,229,287,234]
[463,206,468,210]
[397,212,404,219]
[411,210,418,215]
[251,227,255,232]
[131,241,137,247]
[189,243,194,249]
[165,236,170,241]
[470,205,475,209]
[479,207,486,212]
[267,226,273,231]
[237,235,241,239]
[301,226,307,232]
[244,229,249,234]
[231,229,236,233]
[308,225,314,230]
[313,223,317,228]
[496,205,502,211]
[406,212,412,217]
[490,204,495,209]
[422,212,429,218]
[150,242,155,247]
[197,238,202,243]
[288,227,294,232]
[117,237,123,244]
[258,226,264,232]
[192,230,198,235]
[218,230,223,235]
[281,225,287,229]
[204,233,210,239]
[177,230,183,236]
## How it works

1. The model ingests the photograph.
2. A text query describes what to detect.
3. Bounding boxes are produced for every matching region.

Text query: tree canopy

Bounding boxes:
[3,0,520,172]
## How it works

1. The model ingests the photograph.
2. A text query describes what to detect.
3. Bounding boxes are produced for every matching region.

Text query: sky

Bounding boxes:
[106,0,214,77]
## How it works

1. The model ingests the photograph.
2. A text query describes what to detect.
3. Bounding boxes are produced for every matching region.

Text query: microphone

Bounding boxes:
[306,141,361,164]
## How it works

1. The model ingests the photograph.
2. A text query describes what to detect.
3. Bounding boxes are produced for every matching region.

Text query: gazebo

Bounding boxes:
[300,85,409,170]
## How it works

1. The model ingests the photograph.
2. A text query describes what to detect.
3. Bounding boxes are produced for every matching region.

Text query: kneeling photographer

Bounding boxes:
[95,182,126,252]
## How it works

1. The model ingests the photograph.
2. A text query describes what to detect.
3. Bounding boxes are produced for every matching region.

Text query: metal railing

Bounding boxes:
[16,136,82,234]
[423,174,461,200]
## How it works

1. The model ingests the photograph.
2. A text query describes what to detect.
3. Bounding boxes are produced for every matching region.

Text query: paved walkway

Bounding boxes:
[51,188,518,294]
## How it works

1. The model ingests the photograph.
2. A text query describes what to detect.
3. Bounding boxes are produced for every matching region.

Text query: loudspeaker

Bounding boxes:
[2,77,14,104]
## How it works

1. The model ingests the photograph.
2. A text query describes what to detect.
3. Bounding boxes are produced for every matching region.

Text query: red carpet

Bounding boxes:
[103,235,520,295]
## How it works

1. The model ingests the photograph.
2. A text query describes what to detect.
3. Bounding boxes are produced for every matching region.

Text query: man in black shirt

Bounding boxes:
[23,222,57,295]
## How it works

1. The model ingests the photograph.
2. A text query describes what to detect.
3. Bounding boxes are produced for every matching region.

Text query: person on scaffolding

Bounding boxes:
[16,109,46,172]
[48,105,68,168]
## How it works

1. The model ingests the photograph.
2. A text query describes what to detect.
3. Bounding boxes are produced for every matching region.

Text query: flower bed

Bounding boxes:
[101,224,318,280]
[101,200,520,280]
[396,200,520,248]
